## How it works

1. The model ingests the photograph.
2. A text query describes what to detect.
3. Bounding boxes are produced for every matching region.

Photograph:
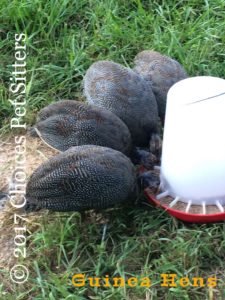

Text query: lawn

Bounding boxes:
[0,0,225,299]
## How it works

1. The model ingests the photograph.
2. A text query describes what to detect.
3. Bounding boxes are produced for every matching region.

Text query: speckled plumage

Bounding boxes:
[134,50,188,122]
[30,100,132,155]
[26,145,137,211]
[83,60,159,147]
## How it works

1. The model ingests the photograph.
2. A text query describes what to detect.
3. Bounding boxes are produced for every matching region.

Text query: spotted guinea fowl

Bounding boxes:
[83,60,160,150]
[29,100,157,169]
[133,50,188,122]
[25,145,137,211]
[29,100,132,156]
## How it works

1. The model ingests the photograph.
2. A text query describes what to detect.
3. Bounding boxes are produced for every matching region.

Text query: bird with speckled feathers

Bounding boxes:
[29,100,157,169]
[83,60,160,148]
[29,100,132,155]
[133,50,188,122]
[25,145,137,211]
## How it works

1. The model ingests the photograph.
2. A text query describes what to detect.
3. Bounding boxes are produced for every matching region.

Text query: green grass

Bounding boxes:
[1,0,225,299]
[2,206,225,299]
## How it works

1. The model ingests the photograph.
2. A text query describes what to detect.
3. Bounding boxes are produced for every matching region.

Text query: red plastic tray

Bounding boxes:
[145,189,225,223]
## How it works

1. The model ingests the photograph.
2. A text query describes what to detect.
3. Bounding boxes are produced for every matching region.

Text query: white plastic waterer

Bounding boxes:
[157,76,225,214]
